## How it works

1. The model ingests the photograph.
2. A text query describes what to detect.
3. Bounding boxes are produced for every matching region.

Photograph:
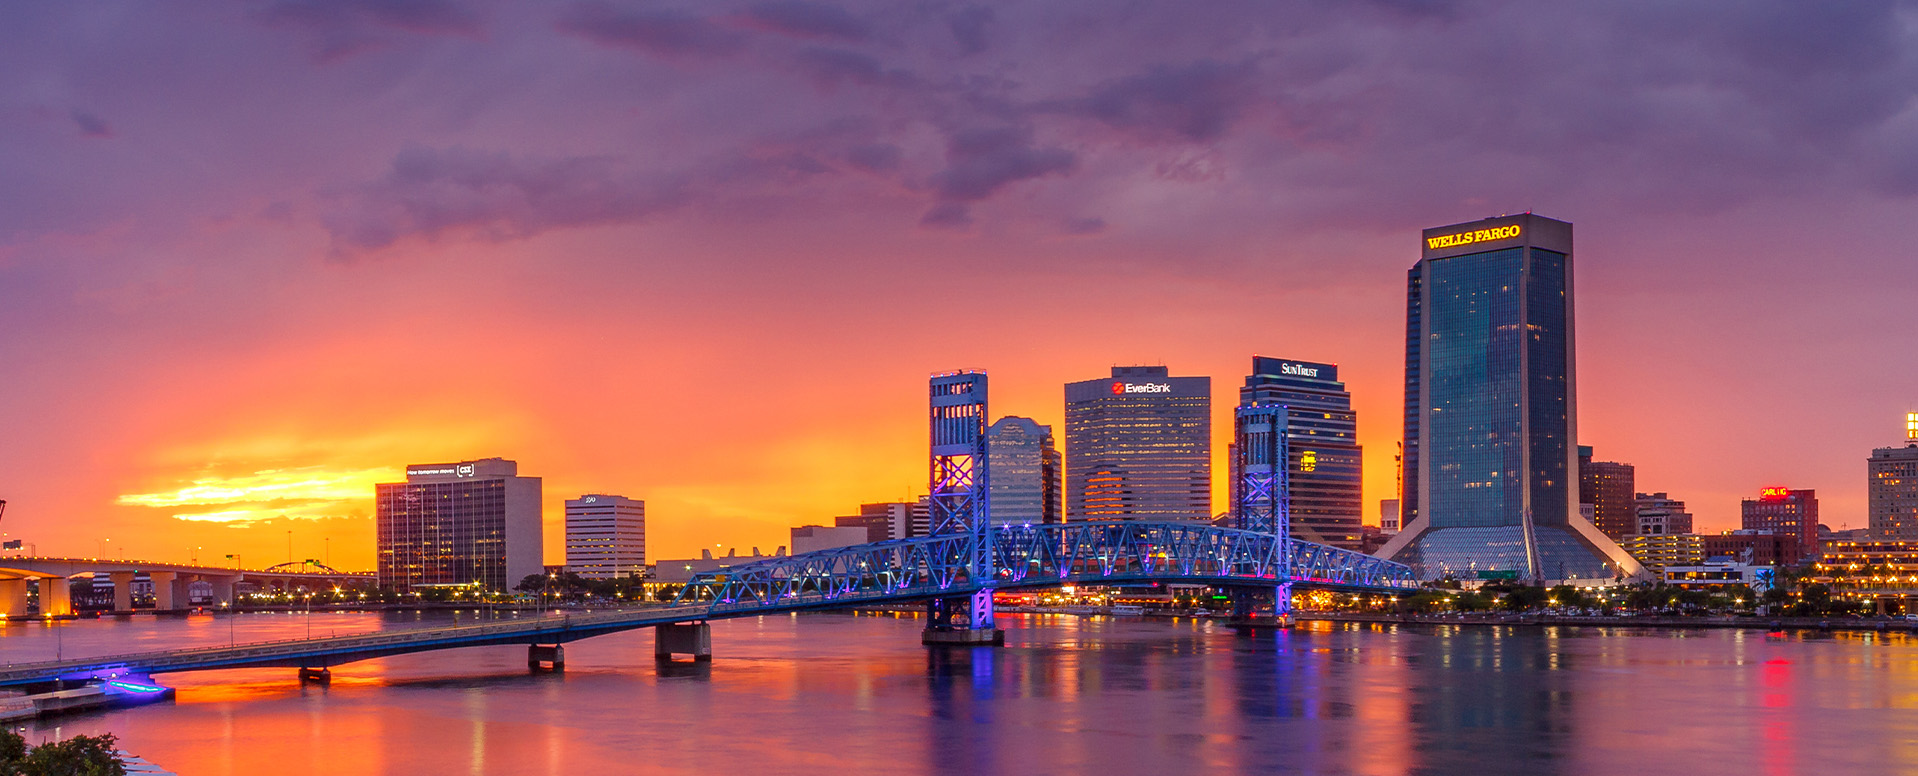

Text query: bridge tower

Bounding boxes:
[924,371,1000,645]
[1234,404,1293,621]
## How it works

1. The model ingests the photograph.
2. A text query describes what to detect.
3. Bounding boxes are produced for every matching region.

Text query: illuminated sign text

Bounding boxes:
[1110,382,1173,395]
[1280,363,1320,378]
[1760,486,1790,500]
[1426,224,1521,250]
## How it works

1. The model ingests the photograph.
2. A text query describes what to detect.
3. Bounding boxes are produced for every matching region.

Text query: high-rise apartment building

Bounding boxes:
[1237,357,1363,550]
[1870,413,1918,540]
[376,457,543,592]
[564,494,645,580]
[987,417,1064,525]
[1379,215,1639,581]
[1065,366,1211,521]
[1741,488,1818,564]
[1578,447,1637,539]
[1634,492,1693,535]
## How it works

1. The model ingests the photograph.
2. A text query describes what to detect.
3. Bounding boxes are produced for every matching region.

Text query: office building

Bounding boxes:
[564,494,645,580]
[1065,365,1211,521]
[987,417,1063,525]
[1703,530,1803,567]
[1379,214,1640,581]
[1578,447,1637,539]
[1741,488,1818,564]
[1236,357,1363,550]
[1634,492,1692,535]
[791,525,869,554]
[835,501,924,542]
[1871,413,1918,540]
[376,457,543,592]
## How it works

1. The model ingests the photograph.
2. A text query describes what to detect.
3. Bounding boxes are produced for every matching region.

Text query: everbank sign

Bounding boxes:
[1111,381,1173,395]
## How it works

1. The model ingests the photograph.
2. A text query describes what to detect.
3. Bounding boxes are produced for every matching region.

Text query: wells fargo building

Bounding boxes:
[1379,215,1640,581]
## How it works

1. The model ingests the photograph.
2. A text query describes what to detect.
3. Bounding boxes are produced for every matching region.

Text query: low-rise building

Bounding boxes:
[791,525,868,555]
[1620,533,1704,572]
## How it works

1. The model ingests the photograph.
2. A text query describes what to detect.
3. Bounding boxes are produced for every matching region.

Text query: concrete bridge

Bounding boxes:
[0,557,374,616]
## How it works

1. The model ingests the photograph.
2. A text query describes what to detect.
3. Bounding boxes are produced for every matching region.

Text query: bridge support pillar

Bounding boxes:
[209,577,236,608]
[528,644,565,671]
[655,622,711,662]
[39,577,71,616]
[298,667,331,685]
[149,571,181,613]
[922,596,1004,646]
[109,571,136,613]
[0,580,27,618]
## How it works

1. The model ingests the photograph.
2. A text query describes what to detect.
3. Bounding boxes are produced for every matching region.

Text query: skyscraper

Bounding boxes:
[1238,357,1363,550]
[987,416,1063,525]
[1379,214,1640,581]
[1065,365,1211,521]
[565,494,645,580]
[1870,413,1918,540]
[1742,487,1818,563]
[1578,446,1637,539]
[376,457,543,592]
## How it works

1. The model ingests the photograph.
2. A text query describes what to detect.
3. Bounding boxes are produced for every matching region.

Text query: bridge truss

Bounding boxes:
[678,522,1414,615]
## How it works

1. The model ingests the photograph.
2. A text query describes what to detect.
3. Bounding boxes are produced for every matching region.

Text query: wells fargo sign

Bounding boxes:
[1426,224,1521,250]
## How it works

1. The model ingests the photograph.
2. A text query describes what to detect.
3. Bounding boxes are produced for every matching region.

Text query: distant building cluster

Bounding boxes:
[364,216,1918,596]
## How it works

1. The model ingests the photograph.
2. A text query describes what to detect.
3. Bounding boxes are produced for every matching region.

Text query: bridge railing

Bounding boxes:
[679,523,1414,614]
[0,605,712,681]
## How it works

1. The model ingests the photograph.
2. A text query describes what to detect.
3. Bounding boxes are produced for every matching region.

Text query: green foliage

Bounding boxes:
[1502,585,1549,612]
[6,732,124,776]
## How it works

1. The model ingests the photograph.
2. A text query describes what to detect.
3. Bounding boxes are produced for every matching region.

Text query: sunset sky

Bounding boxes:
[3,1,1916,570]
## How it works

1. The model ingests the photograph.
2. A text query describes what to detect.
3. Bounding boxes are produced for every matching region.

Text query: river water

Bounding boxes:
[4,611,1915,775]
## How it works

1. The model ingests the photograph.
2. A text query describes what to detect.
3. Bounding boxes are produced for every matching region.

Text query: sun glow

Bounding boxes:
[118,466,389,524]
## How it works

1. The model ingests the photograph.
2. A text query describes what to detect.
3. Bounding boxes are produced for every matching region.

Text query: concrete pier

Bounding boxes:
[0,580,27,617]
[109,571,136,613]
[921,628,1004,646]
[40,577,72,616]
[655,622,712,662]
[527,644,565,671]
[297,667,332,685]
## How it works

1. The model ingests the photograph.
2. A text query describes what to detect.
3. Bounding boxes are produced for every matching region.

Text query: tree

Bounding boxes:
[0,728,25,776]
[515,574,549,594]
[1503,585,1550,612]
[9,732,124,776]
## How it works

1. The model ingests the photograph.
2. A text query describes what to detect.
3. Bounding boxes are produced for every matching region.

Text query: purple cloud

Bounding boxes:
[557,2,745,60]
[252,0,480,61]
[70,110,112,138]
[1066,60,1259,143]
[322,146,689,256]
[739,1,872,42]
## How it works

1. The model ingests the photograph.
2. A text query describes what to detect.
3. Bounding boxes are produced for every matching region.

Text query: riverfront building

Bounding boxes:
[1065,366,1211,521]
[1237,357,1363,550]
[376,458,543,592]
[1619,533,1705,572]
[987,417,1064,525]
[1378,214,1640,582]
[1870,414,1918,540]
[1741,488,1819,564]
[564,494,645,580]
[1578,447,1637,539]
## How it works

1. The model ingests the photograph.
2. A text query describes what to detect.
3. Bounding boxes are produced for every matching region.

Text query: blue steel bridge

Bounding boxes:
[681,521,1411,613]
[0,522,1410,690]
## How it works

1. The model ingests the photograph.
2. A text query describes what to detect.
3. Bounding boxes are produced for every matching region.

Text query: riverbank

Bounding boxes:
[1301,611,1918,633]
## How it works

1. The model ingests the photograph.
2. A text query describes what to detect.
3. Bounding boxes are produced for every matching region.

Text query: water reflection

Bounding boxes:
[8,613,1918,774]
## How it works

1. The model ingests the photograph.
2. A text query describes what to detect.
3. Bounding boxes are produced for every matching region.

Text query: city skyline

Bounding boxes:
[4,3,1918,569]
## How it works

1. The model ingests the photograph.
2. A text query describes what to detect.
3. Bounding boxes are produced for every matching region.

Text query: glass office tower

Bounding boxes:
[377,457,544,592]
[1379,215,1640,581]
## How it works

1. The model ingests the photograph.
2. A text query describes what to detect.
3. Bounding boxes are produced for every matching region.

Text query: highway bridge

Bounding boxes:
[0,521,1412,689]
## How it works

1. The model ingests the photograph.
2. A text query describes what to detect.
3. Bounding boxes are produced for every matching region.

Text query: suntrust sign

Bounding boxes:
[1279,362,1319,378]
[1426,223,1521,250]
[1110,381,1173,395]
